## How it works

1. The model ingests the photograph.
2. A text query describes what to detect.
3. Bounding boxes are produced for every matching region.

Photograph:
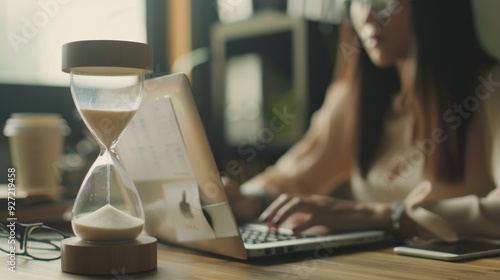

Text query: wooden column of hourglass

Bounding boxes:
[60,40,157,275]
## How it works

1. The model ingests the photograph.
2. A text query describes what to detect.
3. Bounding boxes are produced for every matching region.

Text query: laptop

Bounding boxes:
[117,73,385,259]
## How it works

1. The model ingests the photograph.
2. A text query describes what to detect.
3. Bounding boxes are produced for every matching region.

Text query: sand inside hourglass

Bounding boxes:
[79,109,136,148]
[74,109,142,242]
[73,204,144,242]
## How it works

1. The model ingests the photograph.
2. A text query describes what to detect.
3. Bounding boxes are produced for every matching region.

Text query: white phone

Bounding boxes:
[394,240,500,261]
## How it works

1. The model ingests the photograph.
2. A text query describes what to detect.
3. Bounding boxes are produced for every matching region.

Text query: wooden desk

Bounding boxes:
[3,242,500,279]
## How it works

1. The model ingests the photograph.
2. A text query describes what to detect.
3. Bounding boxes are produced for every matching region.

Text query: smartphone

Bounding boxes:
[394,240,500,261]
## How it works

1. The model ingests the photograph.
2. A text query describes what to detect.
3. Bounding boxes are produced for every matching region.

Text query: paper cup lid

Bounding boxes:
[3,113,71,136]
[61,40,153,75]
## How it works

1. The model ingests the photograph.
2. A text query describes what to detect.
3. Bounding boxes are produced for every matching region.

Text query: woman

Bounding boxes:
[225,0,500,242]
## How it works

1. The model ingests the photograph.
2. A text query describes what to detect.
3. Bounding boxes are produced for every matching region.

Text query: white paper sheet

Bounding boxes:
[117,94,231,241]
[118,97,194,181]
[163,180,216,242]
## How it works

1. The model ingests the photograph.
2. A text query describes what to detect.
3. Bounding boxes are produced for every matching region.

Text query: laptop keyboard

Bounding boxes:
[239,224,308,244]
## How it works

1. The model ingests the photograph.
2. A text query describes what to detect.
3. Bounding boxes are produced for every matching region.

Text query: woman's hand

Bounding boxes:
[259,193,393,235]
[222,177,263,222]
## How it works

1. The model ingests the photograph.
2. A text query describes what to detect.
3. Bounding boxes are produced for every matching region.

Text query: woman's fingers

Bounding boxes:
[290,219,321,235]
[261,194,325,230]
[258,194,376,235]
[269,196,305,228]
[259,193,293,223]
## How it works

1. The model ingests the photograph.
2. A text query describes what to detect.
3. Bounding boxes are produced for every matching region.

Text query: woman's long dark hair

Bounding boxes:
[356,0,495,181]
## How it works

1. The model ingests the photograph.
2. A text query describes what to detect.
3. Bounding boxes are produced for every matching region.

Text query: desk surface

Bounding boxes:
[3,242,500,280]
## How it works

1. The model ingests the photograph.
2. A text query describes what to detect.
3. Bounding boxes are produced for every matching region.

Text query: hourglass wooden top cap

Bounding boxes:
[62,40,152,75]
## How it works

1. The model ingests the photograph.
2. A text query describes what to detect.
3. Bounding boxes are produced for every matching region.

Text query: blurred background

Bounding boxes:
[0,0,342,203]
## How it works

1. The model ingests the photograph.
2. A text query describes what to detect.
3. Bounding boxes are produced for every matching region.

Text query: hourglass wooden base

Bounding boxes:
[61,236,157,275]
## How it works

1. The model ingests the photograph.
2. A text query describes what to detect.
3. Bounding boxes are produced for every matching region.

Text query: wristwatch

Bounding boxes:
[391,200,405,231]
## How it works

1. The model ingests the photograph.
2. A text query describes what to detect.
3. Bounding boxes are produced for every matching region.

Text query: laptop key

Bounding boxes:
[240,225,312,244]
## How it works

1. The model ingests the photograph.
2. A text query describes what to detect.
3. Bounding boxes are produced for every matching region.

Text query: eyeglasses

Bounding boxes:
[345,0,400,23]
[0,222,72,261]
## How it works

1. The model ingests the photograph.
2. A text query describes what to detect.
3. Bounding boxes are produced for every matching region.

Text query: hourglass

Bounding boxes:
[60,40,156,275]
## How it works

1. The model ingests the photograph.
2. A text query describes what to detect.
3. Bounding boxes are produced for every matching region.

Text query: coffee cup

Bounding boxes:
[3,113,70,200]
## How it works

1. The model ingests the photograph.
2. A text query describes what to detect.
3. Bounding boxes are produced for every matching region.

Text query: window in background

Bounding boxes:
[0,0,147,86]
[287,0,343,24]
[211,13,307,149]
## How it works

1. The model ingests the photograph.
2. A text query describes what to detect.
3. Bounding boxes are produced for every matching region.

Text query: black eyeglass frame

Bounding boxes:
[0,222,72,261]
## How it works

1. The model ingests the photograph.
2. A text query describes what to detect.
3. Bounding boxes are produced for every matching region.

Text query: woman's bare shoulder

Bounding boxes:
[326,81,350,95]
[321,81,353,108]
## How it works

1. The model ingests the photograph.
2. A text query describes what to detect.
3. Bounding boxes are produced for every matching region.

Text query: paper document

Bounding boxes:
[118,97,194,181]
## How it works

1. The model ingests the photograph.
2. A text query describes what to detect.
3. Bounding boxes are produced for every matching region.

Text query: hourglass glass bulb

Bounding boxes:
[62,40,152,243]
